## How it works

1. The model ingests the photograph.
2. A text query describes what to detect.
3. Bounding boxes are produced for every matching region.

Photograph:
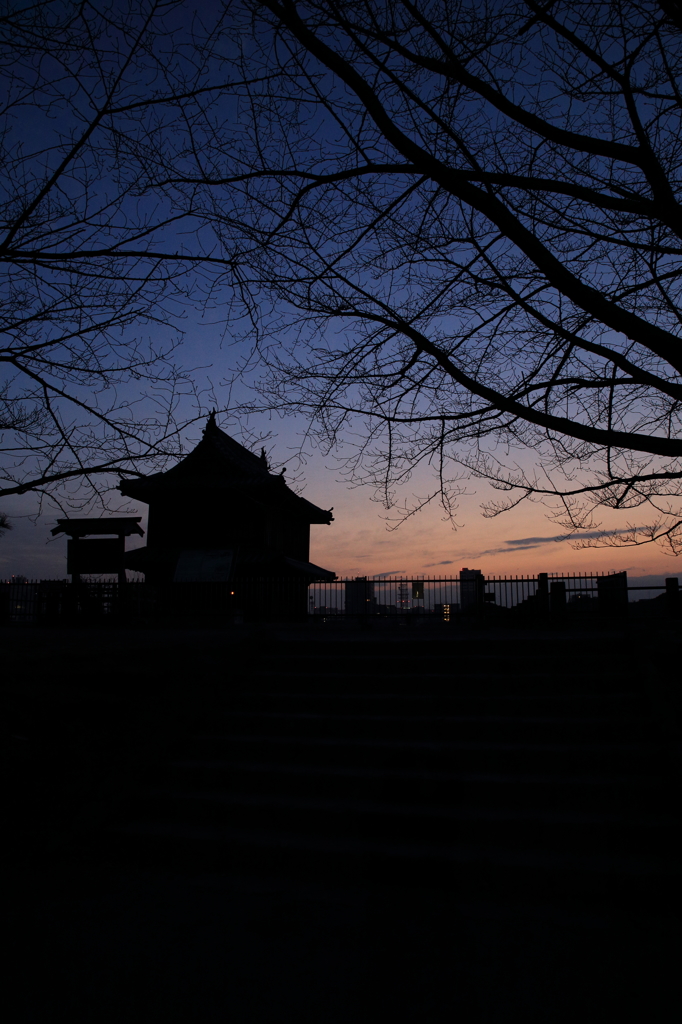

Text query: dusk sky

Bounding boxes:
[1,310,680,584]
[2,0,681,589]
[2,408,680,585]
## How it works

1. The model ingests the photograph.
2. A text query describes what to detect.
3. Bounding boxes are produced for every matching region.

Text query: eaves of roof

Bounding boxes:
[118,417,334,524]
[120,471,333,524]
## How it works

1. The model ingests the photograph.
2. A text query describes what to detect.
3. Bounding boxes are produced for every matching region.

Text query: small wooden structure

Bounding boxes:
[51,517,144,583]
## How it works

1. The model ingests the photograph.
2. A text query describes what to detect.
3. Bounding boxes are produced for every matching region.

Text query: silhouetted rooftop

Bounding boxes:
[119,414,334,524]
[51,517,144,538]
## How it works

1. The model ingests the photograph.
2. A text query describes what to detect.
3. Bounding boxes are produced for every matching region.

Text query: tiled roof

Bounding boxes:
[119,414,333,524]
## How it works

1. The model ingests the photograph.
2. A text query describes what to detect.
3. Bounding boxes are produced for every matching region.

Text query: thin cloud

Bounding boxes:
[373,569,407,578]
[475,529,632,556]
[419,530,635,567]
[483,544,543,553]
[505,529,628,546]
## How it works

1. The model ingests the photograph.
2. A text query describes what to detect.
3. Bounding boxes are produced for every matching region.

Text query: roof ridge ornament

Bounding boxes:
[204,409,217,434]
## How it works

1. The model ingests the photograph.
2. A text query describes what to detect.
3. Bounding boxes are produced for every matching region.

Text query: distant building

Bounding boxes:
[460,567,485,610]
[345,577,377,615]
[119,414,336,598]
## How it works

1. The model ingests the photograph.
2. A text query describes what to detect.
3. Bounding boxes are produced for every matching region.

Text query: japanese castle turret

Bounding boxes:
[120,413,335,587]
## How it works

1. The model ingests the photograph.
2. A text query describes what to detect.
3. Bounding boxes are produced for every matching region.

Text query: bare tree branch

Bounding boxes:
[166,0,682,552]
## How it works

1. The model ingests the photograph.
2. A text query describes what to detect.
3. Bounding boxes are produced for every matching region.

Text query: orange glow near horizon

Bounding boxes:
[304,460,682,582]
[2,439,681,583]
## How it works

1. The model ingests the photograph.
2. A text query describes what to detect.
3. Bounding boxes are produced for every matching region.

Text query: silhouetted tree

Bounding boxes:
[163,0,682,552]
[0,0,232,510]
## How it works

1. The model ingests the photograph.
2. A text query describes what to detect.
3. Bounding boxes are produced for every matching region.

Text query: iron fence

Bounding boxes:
[1,571,678,625]
[0,580,236,626]
[307,571,668,617]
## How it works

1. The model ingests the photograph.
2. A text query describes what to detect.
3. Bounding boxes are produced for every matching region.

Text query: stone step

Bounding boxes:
[233,672,619,692]
[179,732,664,775]
[189,711,654,744]
[100,820,679,901]
[229,640,638,657]
[226,641,635,661]
[218,693,642,716]
[153,760,672,814]
[114,787,677,858]
[233,661,629,679]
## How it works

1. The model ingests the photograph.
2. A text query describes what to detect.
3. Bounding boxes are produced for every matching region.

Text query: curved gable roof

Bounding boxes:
[119,414,334,524]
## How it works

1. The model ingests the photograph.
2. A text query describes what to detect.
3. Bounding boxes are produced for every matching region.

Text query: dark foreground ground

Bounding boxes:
[3,618,681,1022]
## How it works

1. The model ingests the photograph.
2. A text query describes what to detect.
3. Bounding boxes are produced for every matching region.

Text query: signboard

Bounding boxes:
[67,538,123,574]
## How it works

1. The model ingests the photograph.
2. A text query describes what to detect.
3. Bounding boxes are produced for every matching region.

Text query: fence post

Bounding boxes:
[665,577,680,618]
[597,572,629,619]
[550,580,566,616]
[537,573,549,617]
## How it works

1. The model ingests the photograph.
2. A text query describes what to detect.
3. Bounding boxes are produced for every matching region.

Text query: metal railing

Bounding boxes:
[308,571,664,617]
[1,571,678,625]
[0,580,236,626]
